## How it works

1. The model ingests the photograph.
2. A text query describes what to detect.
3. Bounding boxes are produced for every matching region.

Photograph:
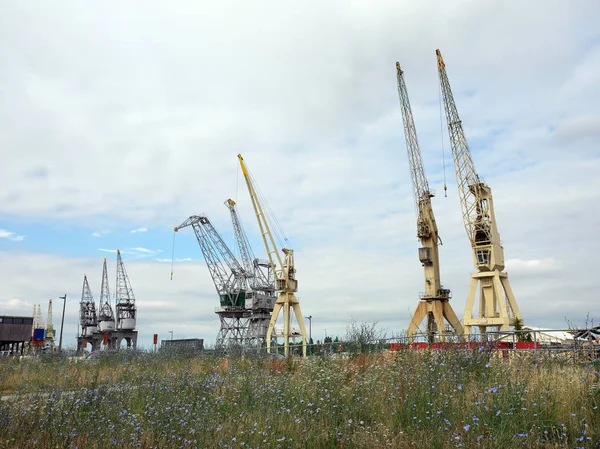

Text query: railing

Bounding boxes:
[220,328,600,361]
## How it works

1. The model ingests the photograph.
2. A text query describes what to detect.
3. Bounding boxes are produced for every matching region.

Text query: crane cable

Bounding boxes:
[438,83,448,197]
[170,230,176,280]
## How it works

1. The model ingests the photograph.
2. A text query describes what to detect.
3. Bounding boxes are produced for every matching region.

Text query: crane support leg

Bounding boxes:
[463,271,522,336]
[407,302,429,339]
[291,303,307,357]
[431,302,446,337]
[442,302,463,335]
[266,302,283,353]
[463,277,479,335]
[283,300,290,357]
[501,276,522,324]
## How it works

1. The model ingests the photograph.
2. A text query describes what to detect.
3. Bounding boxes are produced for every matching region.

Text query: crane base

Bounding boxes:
[462,270,523,336]
[265,292,307,357]
[407,299,464,341]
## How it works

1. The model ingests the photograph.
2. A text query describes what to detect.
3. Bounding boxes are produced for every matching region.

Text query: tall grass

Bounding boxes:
[0,349,598,448]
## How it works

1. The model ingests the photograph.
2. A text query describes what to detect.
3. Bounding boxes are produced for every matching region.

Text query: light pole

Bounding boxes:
[307,315,312,355]
[58,294,67,353]
[169,330,173,341]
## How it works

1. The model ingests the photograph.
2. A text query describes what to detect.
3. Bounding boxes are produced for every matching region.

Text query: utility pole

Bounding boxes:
[307,315,312,355]
[58,294,67,353]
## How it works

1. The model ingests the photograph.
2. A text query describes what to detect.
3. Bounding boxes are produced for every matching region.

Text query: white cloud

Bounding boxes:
[130,247,154,254]
[130,227,148,234]
[91,230,110,238]
[0,229,25,242]
[0,2,599,342]
[156,257,192,263]
[504,258,560,273]
[98,248,119,254]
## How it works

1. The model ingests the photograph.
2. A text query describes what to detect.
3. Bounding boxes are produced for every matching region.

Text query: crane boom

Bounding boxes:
[225,199,256,276]
[79,274,98,337]
[226,199,273,291]
[237,158,286,286]
[396,61,463,339]
[436,50,500,266]
[238,154,307,357]
[175,215,248,305]
[436,49,523,335]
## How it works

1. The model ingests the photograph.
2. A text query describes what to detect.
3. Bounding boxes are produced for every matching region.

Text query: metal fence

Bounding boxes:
[252,328,600,362]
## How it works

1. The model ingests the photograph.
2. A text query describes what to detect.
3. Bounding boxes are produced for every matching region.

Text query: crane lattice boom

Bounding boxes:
[175,215,248,305]
[79,274,98,328]
[98,258,114,322]
[436,50,501,270]
[115,249,136,324]
[397,62,433,236]
[225,199,273,292]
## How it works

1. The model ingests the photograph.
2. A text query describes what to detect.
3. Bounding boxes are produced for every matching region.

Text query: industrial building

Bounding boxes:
[0,315,34,355]
[161,338,204,351]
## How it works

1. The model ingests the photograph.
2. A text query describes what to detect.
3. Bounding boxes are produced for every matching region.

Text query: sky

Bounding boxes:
[1,0,599,349]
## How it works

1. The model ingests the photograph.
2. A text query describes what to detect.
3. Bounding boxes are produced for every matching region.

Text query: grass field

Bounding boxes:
[0,348,599,448]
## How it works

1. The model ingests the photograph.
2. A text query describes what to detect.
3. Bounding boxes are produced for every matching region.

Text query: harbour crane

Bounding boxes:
[396,61,464,340]
[436,49,523,335]
[225,199,276,347]
[238,154,307,357]
[98,257,116,331]
[175,214,252,348]
[115,249,137,330]
[79,274,98,337]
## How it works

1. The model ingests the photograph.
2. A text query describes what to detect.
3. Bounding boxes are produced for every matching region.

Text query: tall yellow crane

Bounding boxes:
[436,49,523,335]
[396,62,464,340]
[237,154,308,357]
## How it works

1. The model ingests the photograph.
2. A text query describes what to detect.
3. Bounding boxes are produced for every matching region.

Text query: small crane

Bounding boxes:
[98,258,115,331]
[238,154,308,357]
[436,49,523,336]
[79,274,98,336]
[114,249,137,330]
[396,61,464,341]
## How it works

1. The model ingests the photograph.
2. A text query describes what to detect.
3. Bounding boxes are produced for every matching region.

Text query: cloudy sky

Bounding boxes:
[1,1,599,349]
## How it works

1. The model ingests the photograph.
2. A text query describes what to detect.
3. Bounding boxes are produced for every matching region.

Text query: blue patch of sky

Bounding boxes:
[0,218,208,262]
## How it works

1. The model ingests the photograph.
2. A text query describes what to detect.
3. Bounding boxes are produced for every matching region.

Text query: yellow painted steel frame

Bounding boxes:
[396,62,464,340]
[436,49,523,336]
[238,154,307,357]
